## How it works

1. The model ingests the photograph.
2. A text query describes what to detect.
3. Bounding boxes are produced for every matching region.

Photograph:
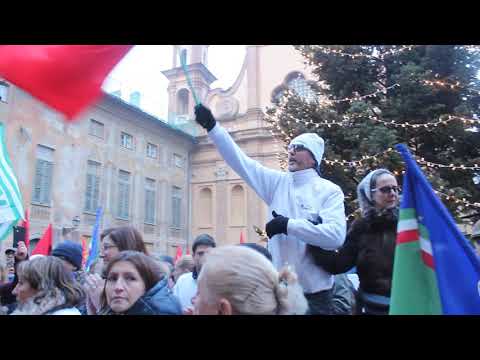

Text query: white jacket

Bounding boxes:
[51,307,81,315]
[208,124,346,293]
[172,272,197,312]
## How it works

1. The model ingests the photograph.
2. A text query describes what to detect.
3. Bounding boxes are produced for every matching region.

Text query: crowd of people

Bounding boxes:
[0,103,458,315]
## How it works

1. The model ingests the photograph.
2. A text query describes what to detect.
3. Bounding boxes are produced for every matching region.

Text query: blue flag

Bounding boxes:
[85,207,103,272]
[392,144,480,314]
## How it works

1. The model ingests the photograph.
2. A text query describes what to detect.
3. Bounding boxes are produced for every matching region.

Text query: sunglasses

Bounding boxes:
[372,185,400,194]
[287,144,308,153]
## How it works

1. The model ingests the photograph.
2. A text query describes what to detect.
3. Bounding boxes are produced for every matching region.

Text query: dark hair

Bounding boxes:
[240,243,273,262]
[101,226,148,255]
[100,251,164,310]
[192,234,216,254]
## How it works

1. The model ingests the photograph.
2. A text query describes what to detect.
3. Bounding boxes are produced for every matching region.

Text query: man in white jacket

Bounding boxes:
[194,104,346,315]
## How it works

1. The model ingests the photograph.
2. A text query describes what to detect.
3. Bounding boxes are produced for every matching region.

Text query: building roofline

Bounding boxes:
[100,91,198,144]
[161,63,217,85]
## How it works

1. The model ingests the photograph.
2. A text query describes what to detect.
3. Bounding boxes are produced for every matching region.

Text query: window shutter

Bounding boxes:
[85,174,93,211]
[33,159,43,202]
[124,183,130,218]
[93,176,100,210]
[42,161,53,204]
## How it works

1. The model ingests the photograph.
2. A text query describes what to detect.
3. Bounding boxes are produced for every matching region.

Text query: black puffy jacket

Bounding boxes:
[309,208,398,297]
[100,278,182,315]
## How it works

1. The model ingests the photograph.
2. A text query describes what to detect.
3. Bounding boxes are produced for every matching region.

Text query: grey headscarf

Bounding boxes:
[357,169,394,215]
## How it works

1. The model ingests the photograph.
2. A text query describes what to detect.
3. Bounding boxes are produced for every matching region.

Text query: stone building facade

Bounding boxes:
[0,45,316,255]
[0,83,196,257]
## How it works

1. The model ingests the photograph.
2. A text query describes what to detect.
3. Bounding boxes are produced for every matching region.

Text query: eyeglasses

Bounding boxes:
[102,244,118,251]
[287,144,308,153]
[372,185,400,194]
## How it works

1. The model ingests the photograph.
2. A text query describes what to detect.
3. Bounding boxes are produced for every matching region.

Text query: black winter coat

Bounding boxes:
[309,208,398,297]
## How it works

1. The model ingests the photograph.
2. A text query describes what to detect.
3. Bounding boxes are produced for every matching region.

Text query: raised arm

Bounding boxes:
[195,104,282,205]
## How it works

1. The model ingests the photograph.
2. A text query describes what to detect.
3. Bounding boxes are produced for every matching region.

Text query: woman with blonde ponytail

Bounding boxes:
[194,246,308,315]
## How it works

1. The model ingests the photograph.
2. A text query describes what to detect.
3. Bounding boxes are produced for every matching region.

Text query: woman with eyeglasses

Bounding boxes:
[84,226,148,315]
[309,169,400,315]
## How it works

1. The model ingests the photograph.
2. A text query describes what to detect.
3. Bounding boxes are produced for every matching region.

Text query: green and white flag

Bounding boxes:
[0,122,24,241]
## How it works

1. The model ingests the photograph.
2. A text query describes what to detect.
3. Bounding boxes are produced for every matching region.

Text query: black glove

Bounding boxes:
[194,104,216,132]
[265,211,289,239]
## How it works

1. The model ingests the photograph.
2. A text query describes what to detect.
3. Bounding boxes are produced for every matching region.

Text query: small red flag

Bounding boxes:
[186,247,191,255]
[19,208,30,249]
[240,231,245,244]
[81,236,89,269]
[174,246,183,264]
[0,45,133,119]
[31,224,53,256]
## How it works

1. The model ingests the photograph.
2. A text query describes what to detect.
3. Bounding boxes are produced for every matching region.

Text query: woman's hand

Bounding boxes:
[84,273,105,314]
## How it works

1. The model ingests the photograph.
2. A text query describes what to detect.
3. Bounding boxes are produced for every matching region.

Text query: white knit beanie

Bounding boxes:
[290,133,325,171]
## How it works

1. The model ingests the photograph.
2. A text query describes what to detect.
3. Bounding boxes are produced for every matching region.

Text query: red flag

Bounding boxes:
[240,231,245,244]
[19,208,30,249]
[0,45,133,119]
[186,247,191,256]
[31,224,53,256]
[174,246,183,264]
[81,236,89,269]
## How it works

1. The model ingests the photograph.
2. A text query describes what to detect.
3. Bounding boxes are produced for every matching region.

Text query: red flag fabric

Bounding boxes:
[186,247,191,256]
[19,208,30,249]
[81,236,88,269]
[240,231,245,244]
[174,246,183,264]
[0,45,133,119]
[31,224,53,256]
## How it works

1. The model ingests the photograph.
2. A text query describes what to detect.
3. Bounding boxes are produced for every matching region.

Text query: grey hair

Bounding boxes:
[357,169,394,215]
[199,246,308,315]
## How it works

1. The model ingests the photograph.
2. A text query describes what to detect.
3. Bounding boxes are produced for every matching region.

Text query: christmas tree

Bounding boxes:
[266,45,480,222]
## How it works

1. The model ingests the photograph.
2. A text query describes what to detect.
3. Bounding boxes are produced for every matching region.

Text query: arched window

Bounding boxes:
[199,187,213,225]
[230,185,245,226]
[287,73,316,102]
[271,85,287,104]
[177,89,189,115]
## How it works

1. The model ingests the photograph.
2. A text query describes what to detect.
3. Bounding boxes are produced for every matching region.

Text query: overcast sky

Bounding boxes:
[102,45,247,120]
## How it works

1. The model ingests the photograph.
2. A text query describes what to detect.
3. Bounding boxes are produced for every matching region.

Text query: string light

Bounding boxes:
[306,45,416,60]
[434,190,480,209]
[326,84,400,104]
[371,114,480,129]
[422,79,480,96]
[415,157,480,171]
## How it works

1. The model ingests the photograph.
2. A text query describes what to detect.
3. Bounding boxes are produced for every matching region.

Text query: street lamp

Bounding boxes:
[72,216,81,228]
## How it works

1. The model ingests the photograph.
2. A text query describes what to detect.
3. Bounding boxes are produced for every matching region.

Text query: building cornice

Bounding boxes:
[161,63,217,85]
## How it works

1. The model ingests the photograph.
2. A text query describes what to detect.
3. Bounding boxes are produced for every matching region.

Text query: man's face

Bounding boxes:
[287,144,316,172]
[193,245,213,274]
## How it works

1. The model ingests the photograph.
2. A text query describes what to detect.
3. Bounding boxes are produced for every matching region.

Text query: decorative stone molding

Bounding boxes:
[215,96,239,120]
[214,167,228,179]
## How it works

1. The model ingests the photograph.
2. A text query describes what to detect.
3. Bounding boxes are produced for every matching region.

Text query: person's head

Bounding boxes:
[172,255,195,282]
[357,169,399,215]
[5,248,15,258]
[287,133,324,173]
[100,226,148,264]
[195,246,308,315]
[101,251,164,314]
[239,243,273,262]
[51,240,83,272]
[13,256,85,307]
[192,234,216,274]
